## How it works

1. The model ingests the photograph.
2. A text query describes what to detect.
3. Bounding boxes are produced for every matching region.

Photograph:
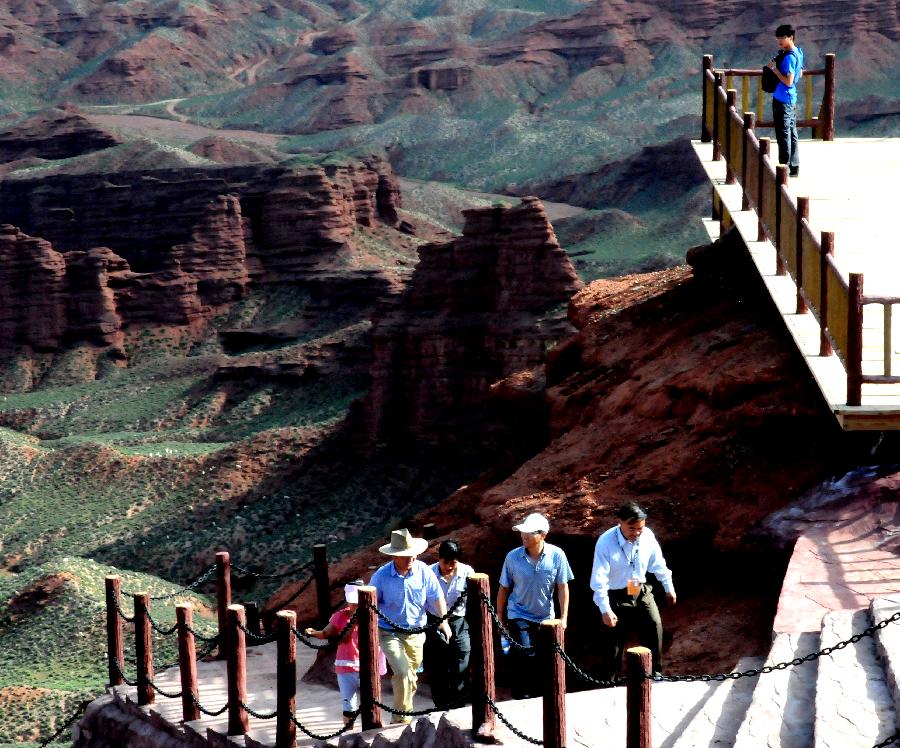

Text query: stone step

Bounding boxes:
[872,596,900,725]
[814,609,896,748]
[667,656,763,747]
[733,632,819,748]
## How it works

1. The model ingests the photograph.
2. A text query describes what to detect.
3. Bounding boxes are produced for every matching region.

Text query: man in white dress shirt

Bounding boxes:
[590,502,676,678]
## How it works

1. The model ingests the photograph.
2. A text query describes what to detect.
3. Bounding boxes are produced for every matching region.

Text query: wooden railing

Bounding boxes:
[700,53,900,406]
[701,53,835,143]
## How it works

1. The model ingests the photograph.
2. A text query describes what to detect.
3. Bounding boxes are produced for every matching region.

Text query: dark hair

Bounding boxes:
[616,502,648,521]
[775,24,795,38]
[438,539,462,560]
[349,578,364,587]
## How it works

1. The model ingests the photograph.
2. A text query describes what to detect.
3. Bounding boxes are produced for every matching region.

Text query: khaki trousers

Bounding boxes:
[379,629,426,723]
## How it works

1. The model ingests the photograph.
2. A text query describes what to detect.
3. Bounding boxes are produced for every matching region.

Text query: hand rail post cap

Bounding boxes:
[540,618,561,627]
[228,603,245,613]
[469,572,489,580]
[175,602,193,610]
[276,610,296,620]
[356,585,377,593]
[626,646,652,655]
[106,575,120,581]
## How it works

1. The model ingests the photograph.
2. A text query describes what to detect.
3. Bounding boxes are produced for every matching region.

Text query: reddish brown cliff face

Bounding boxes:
[356,197,583,449]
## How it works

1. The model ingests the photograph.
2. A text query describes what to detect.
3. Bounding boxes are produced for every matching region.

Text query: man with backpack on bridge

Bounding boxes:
[766,23,805,177]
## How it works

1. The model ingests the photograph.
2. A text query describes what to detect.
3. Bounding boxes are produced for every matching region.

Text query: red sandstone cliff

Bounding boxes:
[274,228,868,675]
[354,196,583,450]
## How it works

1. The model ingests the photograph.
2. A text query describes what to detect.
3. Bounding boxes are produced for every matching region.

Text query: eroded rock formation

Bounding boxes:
[356,196,583,449]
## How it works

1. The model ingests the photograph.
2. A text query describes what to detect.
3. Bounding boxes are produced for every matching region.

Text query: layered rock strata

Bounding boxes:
[0,157,403,359]
[357,197,583,449]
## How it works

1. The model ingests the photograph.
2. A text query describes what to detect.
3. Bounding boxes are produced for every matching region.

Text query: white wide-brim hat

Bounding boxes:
[513,512,550,534]
[379,528,429,556]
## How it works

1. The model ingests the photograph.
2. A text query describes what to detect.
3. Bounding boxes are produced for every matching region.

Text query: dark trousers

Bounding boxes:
[424,615,470,708]
[507,618,542,699]
[598,584,664,680]
[773,99,799,170]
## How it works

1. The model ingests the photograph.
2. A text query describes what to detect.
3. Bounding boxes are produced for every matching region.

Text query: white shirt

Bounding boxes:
[430,561,474,612]
[590,525,674,614]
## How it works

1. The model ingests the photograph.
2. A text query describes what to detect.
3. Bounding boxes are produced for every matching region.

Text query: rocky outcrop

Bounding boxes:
[0,226,67,351]
[356,197,582,449]
[0,107,122,163]
[0,157,404,363]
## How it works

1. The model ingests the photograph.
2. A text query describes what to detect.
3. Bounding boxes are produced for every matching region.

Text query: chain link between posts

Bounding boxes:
[484,692,543,745]
[38,698,93,748]
[292,607,359,649]
[232,559,313,580]
[367,590,468,634]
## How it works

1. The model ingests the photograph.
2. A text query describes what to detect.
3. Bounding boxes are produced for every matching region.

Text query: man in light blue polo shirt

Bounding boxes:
[496,512,573,699]
[370,528,452,722]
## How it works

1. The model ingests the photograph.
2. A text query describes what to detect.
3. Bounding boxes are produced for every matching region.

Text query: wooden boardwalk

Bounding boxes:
[692,137,900,430]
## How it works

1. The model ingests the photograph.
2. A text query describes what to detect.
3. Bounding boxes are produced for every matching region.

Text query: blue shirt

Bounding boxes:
[430,561,474,614]
[370,559,444,630]
[499,543,574,622]
[774,47,803,105]
[590,525,674,614]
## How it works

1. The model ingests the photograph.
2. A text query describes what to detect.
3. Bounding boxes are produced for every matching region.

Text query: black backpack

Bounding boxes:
[761,50,786,93]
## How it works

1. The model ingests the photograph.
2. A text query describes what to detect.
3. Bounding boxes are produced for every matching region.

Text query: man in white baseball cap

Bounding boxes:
[496,513,573,699]
[370,528,452,722]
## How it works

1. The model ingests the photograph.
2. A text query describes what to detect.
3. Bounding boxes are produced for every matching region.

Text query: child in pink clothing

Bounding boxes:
[305,579,386,727]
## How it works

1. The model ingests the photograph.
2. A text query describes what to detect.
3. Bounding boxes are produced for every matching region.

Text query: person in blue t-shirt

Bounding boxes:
[767,23,804,177]
[496,513,573,699]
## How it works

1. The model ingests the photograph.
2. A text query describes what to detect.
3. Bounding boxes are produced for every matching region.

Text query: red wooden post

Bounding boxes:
[775,165,788,275]
[276,610,297,748]
[227,604,249,735]
[626,647,652,748]
[701,55,713,142]
[467,573,496,740]
[105,576,124,687]
[134,593,155,706]
[757,138,770,241]
[216,551,231,659]
[177,603,200,723]
[541,620,566,748]
[796,197,809,313]
[821,54,836,141]
[712,73,723,161]
[742,112,755,210]
[820,232,835,356]
[725,89,737,184]
[847,273,864,407]
[357,586,383,731]
[313,543,331,626]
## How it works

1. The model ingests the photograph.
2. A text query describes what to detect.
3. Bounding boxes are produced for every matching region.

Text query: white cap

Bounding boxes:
[513,513,549,534]
[344,584,360,604]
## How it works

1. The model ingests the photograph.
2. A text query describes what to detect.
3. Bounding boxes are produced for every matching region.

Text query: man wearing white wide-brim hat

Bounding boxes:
[370,528,451,723]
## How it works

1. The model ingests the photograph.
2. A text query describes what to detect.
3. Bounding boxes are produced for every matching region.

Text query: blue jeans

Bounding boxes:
[773,99,799,171]
[336,671,360,714]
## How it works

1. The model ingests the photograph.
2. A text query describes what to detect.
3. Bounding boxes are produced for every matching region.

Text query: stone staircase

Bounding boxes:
[726,597,900,748]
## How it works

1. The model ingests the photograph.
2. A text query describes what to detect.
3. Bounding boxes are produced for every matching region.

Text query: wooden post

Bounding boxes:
[357,586,383,731]
[216,551,231,659]
[134,593,154,706]
[177,603,200,723]
[227,604,249,735]
[467,573,496,741]
[541,620,566,748]
[775,165,788,274]
[701,55,713,142]
[626,647,652,748]
[757,138,770,241]
[105,576,124,687]
[847,273,864,407]
[712,73,723,161]
[886,305,893,377]
[313,543,330,626]
[742,112,755,210]
[822,54,836,141]
[245,601,261,645]
[820,232,835,356]
[796,197,809,313]
[276,611,297,748]
[725,89,737,184]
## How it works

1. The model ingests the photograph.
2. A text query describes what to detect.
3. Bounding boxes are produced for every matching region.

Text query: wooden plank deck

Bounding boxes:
[692,138,900,430]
